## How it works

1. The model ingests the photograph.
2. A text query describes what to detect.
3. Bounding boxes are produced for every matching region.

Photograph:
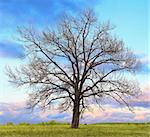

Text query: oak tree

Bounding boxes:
[7,10,140,128]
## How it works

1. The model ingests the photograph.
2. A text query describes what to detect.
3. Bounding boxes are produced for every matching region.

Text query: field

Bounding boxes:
[0,123,149,137]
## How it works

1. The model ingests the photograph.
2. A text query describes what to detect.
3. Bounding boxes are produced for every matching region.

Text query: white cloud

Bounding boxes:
[0,111,3,115]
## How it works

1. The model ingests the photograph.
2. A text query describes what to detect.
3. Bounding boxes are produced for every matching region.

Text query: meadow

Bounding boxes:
[0,123,149,137]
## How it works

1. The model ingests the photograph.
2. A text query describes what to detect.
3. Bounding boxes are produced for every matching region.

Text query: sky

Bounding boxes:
[0,0,149,124]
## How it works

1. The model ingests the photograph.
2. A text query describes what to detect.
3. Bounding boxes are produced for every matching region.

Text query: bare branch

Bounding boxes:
[7,9,140,128]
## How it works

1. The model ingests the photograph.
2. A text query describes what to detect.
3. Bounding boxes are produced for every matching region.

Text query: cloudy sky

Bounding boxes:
[0,0,149,124]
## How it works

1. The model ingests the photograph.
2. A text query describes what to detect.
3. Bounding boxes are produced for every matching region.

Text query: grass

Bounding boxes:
[0,123,149,137]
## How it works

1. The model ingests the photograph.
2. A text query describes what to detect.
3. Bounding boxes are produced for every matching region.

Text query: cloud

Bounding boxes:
[0,0,103,57]
[82,80,150,123]
[0,80,149,124]
[0,41,25,58]
[134,115,145,120]
[0,101,71,124]
[0,111,3,115]
[0,0,102,30]
[0,99,149,125]
[140,56,150,64]
[81,105,150,123]
[131,81,150,106]
[136,55,150,74]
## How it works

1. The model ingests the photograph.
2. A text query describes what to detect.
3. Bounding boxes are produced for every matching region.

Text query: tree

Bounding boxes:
[7,9,140,128]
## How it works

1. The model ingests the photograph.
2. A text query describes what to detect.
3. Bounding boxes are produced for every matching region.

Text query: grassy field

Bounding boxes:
[0,123,149,137]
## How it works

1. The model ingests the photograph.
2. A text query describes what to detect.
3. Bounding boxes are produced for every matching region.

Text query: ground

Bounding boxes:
[0,123,149,137]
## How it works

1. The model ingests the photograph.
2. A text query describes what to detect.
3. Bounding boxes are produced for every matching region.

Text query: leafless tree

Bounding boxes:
[7,9,140,128]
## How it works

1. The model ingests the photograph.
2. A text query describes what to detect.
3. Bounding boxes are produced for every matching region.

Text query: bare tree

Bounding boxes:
[7,9,140,128]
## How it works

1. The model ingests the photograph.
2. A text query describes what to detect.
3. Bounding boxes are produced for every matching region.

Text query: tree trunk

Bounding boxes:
[71,99,80,128]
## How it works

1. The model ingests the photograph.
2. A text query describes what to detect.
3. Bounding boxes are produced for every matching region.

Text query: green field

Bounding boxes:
[0,123,149,137]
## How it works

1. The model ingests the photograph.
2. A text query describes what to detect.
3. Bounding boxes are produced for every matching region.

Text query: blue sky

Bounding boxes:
[0,0,149,124]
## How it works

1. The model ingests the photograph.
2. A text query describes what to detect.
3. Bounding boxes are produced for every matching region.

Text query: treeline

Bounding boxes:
[3,121,149,126]
[4,120,70,126]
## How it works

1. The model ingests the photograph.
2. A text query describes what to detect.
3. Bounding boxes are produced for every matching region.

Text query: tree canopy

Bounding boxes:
[7,9,140,128]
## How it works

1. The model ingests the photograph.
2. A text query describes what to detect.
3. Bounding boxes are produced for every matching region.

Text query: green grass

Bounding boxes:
[0,123,149,137]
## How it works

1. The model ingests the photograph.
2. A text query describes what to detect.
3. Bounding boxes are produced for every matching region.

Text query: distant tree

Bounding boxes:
[18,122,30,126]
[6,122,14,126]
[7,9,140,128]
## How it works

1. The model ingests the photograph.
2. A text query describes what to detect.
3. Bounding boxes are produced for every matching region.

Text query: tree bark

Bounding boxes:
[71,97,80,128]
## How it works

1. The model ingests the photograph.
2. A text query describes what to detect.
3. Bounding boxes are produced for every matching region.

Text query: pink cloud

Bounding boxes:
[38,109,60,120]
[0,101,26,116]
[0,93,149,124]
[81,104,150,123]
[134,81,150,102]
[133,107,150,121]
[134,115,145,120]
